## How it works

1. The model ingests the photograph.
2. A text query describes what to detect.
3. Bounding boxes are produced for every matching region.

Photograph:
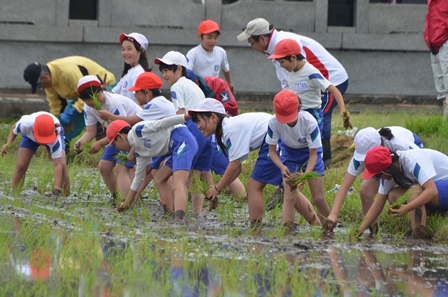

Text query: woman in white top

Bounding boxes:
[358,146,448,239]
[112,32,151,103]
[189,99,282,227]
[325,126,423,231]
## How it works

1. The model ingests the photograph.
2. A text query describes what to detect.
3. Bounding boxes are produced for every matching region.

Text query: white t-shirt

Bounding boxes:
[137,95,176,121]
[186,45,230,77]
[112,65,145,103]
[265,111,322,149]
[266,30,348,90]
[170,76,205,113]
[347,126,422,177]
[84,92,142,127]
[14,111,64,159]
[128,115,187,191]
[379,149,448,195]
[287,62,331,109]
[222,112,272,163]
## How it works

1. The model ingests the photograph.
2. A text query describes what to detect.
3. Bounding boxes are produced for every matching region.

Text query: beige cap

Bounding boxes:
[237,18,271,41]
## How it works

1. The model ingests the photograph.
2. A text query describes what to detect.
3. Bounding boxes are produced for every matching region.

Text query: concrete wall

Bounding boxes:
[0,0,434,99]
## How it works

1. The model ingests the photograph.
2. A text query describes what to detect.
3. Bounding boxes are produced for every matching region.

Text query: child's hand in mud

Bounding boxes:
[323,219,337,231]
[117,202,130,212]
[90,141,102,154]
[280,165,290,178]
[205,185,219,202]
[74,141,82,154]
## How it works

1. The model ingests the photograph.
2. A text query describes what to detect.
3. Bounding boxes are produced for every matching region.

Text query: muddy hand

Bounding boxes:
[324,219,337,231]
[74,141,82,154]
[117,202,130,212]
[1,144,8,156]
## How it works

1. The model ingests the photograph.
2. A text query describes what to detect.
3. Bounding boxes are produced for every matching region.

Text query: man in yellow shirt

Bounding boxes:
[23,56,116,145]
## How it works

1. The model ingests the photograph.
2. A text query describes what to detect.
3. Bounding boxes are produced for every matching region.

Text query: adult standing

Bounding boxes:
[23,56,116,146]
[424,0,448,118]
[237,18,349,169]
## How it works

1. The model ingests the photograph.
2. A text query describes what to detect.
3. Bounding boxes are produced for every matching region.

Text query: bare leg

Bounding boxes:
[12,148,35,191]
[60,150,70,195]
[153,165,174,215]
[190,169,205,217]
[115,164,133,200]
[359,178,380,215]
[172,170,190,219]
[247,178,267,224]
[308,177,330,219]
[98,160,117,196]
[228,178,247,201]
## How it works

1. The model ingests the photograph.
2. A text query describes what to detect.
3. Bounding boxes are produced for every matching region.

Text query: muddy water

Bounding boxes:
[1,191,448,297]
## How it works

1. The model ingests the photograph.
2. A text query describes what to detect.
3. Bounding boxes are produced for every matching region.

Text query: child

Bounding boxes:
[154,51,213,217]
[1,112,70,195]
[112,32,151,103]
[268,39,348,134]
[266,90,328,229]
[188,99,282,227]
[97,71,176,200]
[268,38,349,169]
[358,146,448,239]
[186,20,234,92]
[326,126,424,231]
[105,115,197,220]
[186,69,246,201]
[73,75,142,202]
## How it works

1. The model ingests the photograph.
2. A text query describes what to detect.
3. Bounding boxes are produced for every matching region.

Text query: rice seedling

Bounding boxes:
[89,88,102,111]
[284,171,320,191]
[343,110,353,130]
[114,152,129,164]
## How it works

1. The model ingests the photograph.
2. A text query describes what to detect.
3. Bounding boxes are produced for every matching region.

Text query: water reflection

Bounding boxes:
[1,213,448,296]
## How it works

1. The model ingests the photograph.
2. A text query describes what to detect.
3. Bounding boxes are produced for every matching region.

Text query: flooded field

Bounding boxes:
[1,111,448,296]
[1,186,448,297]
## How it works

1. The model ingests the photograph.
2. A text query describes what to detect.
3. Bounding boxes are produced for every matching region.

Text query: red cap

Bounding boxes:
[268,39,301,59]
[77,75,101,94]
[106,120,131,145]
[363,146,392,179]
[198,20,220,35]
[33,114,57,144]
[128,72,163,92]
[273,90,299,123]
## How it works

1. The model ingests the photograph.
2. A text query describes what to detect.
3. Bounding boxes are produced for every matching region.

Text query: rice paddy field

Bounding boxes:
[1,109,448,296]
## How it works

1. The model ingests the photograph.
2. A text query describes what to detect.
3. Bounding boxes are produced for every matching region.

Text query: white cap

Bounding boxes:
[154,51,188,68]
[237,18,272,41]
[188,98,226,116]
[353,127,381,161]
[119,32,149,50]
[77,75,101,93]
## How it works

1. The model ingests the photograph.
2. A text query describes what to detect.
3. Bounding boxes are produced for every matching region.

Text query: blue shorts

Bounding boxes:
[413,133,424,148]
[19,130,66,155]
[426,180,448,211]
[149,155,168,170]
[303,108,324,134]
[186,119,213,171]
[250,141,282,186]
[101,145,134,168]
[281,145,325,176]
[211,143,228,175]
[165,126,198,172]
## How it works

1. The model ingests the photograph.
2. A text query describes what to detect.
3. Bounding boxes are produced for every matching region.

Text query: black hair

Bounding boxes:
[150,88,162,97]
[119,126,132,135]
[280,54,305,61]
[389,152,414,189]
[251,24,274,41]
[79,86,102,100]
[191,111,229,157]
[378,127,393,141]
[121,38,152,78]
[200,31,221,38]
[158,63,187,77]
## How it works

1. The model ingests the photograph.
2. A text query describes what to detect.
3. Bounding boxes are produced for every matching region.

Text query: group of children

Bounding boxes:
[6,19,448,237]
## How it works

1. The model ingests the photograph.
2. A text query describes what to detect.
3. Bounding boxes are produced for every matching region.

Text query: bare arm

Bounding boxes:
[222,70,234,92]
[327,171,357,224]
[327,85,347,118]
[358,193,388,233]
[73,125,97,151]
[304,148,318,173]
[269,144,289,177]
[206,159,241,199]
[1,123,17,156]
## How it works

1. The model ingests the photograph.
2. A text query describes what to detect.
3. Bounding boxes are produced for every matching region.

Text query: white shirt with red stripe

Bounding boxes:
[266,29,348,90]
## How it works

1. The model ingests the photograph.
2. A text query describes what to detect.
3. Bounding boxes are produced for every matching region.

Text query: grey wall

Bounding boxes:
[0,0,434,98]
